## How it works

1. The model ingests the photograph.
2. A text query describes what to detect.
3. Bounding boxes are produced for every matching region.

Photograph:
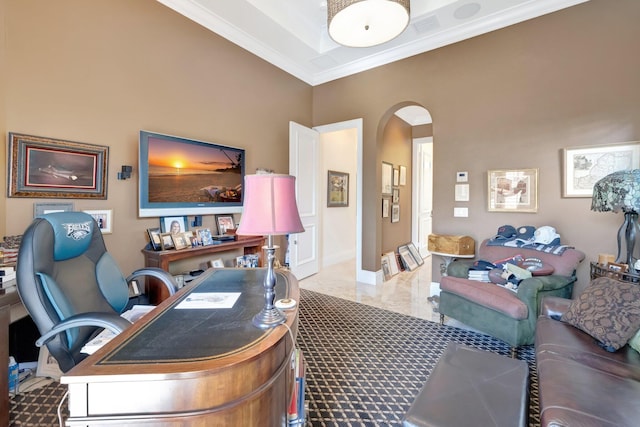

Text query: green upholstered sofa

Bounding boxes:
[438,239,585,356]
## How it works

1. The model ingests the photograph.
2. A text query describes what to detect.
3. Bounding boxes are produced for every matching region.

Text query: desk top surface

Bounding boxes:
[98,268,292,365]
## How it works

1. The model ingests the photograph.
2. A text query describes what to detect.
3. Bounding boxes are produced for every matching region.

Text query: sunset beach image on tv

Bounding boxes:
[138,131,245,217]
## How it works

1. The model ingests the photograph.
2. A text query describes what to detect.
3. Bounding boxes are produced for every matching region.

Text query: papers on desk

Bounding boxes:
[174,292,241,309]
[81,305,155,355]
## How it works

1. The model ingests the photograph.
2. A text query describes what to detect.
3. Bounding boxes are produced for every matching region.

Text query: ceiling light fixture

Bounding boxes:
[327,0,411,48]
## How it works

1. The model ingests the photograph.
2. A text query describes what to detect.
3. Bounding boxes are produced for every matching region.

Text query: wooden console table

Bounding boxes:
[61,268,299,426]
[142,235,265,302]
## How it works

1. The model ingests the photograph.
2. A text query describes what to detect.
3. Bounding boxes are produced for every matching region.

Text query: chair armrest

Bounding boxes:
[516,275,575,318]
[36,312,132,347]
[540,296,573,320]
[127,267,178,296]
[446,260,474,278]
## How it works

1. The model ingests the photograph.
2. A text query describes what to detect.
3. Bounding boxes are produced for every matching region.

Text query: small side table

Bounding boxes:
[431,251,475,276]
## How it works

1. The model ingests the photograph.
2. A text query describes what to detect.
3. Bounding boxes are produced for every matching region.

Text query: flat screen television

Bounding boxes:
[138,131,245,218]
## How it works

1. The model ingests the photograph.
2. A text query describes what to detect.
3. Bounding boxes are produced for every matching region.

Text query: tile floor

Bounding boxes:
[298,257,441,323]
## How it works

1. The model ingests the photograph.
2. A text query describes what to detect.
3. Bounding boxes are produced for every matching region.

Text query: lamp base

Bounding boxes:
[252,307,286,329]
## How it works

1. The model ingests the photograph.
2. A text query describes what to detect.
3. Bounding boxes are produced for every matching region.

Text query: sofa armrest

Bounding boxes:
[446,260,474,278]
[540,296,572,320]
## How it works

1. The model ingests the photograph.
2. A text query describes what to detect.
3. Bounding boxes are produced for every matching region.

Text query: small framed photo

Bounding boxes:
[382,198,390,218]
[196,228,214,246]
[399,165,407,186]
[147,228,162,251]
[159,233,175,250]
[391,204,400,223]
[608,262,628,273]
[392,188,399,204]
[171,232,191,250]
[398,245,419,271]
[393,168,400,186]
[381,161,393,195]
[160,216,188,234]
[34,202,74,217]
[406,242,424,266]
[210,258,225,268]
[215,215,235,235]
[84,209,113,234]
[487,168,538,213]
[327,170,349,207]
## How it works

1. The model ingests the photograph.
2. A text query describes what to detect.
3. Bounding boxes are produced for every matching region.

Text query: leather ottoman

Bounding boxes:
[403,342,529,427]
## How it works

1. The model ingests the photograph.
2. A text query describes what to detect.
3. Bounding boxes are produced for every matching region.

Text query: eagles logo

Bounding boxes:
[62,221,92,240]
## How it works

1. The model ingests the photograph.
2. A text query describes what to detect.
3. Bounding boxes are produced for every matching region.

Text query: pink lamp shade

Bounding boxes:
[236,174,305,236]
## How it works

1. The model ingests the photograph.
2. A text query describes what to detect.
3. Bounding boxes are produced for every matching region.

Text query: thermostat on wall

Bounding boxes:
[456,171,468,182]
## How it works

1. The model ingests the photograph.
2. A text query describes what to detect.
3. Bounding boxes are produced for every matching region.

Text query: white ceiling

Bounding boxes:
[156,0,587,87]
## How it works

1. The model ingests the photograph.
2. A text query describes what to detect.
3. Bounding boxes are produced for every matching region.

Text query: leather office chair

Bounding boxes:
[16,211,177,373]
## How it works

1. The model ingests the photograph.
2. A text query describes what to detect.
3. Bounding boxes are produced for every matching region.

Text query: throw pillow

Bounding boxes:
[629,329,640,354]
[561,277,640,352]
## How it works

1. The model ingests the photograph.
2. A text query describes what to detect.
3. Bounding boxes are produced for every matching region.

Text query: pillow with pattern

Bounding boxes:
[561,277,640,352]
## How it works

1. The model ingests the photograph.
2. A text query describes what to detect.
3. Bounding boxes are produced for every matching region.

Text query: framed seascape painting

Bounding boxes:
[8,133,108,199]
[487,168,538,213]
[562,142,640,197]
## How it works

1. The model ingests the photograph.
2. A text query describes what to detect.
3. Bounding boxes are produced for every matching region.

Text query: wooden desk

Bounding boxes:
[141,236,265,302]
[61,268,299,426]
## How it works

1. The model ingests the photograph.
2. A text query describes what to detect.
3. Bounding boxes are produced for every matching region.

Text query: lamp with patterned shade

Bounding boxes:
[236,174,305,329]
[591,169,640,269]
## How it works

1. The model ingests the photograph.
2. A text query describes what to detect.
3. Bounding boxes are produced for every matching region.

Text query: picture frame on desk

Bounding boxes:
[195,228,214,246]
[171,232,191,250]
[159,233,175,250]
[147,228,162,251]
[215,215,235,234]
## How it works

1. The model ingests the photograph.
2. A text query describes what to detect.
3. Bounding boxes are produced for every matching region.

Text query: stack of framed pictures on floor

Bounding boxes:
[381,242,424,281]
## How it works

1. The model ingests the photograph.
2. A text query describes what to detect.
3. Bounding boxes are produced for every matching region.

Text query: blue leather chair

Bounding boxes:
[16,211,177,372]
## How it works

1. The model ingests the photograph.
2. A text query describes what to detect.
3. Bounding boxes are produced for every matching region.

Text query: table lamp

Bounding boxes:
[591,169,640,268]
[236,174,305,329]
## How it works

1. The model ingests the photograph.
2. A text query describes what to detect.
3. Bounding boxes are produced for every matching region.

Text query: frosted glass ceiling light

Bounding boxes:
[328,0,411,48]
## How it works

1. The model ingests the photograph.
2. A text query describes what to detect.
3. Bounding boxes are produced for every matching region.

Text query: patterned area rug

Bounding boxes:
[10,289,540,426]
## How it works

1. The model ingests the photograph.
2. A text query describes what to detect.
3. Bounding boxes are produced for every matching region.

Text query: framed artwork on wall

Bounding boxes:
[33,202,74,217]
[84,209,113,234]
[487,168,538,213]
[391,204,400,223]
[399,165,407,186]
[562,141,640,197]
[8,133,108,199]
[327,170,349,207]
[381,162,393,195]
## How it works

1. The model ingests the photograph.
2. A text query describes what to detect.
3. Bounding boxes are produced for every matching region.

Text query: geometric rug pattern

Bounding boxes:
[10,288,540,426]
[297,289,540,427]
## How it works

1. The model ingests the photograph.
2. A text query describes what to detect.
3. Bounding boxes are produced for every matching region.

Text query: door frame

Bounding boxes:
[313,118,373,284]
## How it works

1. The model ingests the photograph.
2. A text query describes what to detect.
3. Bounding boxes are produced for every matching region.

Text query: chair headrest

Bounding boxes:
[40,212,96,261]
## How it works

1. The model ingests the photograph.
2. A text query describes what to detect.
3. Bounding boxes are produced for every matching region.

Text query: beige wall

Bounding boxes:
[2,0,639,295]
[313,0,640,294]
[2,0,312,274]
[381,115,412,254]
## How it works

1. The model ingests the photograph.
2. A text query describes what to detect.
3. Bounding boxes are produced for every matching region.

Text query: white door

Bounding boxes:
[288,121,320,280]
[412,138,433,258]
